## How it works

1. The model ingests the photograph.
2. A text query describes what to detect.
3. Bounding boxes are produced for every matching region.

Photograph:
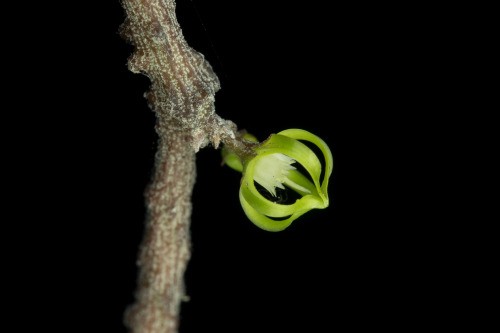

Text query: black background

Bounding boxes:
[9,1,472,332]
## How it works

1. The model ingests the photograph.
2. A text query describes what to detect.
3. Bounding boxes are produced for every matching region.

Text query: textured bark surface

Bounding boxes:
[124,122,195,333]
[120,0,238,153]
[120,1,253,332]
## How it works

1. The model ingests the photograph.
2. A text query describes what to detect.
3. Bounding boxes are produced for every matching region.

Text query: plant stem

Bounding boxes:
[124,120,195,333]
[119,1,247,332]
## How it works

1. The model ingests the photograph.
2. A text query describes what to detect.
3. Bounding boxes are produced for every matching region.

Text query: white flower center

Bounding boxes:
[253,153,310,197]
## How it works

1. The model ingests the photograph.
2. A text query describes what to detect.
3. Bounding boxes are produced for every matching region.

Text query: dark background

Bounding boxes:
[11,1,472,332]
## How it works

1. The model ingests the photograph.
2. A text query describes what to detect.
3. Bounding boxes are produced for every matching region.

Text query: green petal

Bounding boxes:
[286,169,319,197]
[255,134,325,204]
[239,188,309,232]
[257,135,322,183]
[241,157,324,218]
[278,129,333,205]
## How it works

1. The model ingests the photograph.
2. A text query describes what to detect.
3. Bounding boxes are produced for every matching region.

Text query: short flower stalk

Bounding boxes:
[222,129,333,231]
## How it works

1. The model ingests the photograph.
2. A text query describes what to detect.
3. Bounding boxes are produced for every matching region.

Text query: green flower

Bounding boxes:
[223,129,333,231]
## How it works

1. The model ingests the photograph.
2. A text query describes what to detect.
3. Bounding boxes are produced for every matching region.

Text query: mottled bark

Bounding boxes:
[119,1,253,332]
[124,122,195,333]
[120,0,239,152]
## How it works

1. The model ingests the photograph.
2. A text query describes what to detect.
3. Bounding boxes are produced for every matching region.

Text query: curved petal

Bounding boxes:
[277,129,333,205]
[241,154,325,218]
[286,169,319,197]
[256,134,323,194]
[239,188,309,232]
[241,178,324,218]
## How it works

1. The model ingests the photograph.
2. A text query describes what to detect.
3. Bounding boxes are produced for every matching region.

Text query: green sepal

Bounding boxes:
[222,149,243,172]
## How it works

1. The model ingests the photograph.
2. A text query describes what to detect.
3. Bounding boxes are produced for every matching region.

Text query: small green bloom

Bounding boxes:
[223,129,333,231]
